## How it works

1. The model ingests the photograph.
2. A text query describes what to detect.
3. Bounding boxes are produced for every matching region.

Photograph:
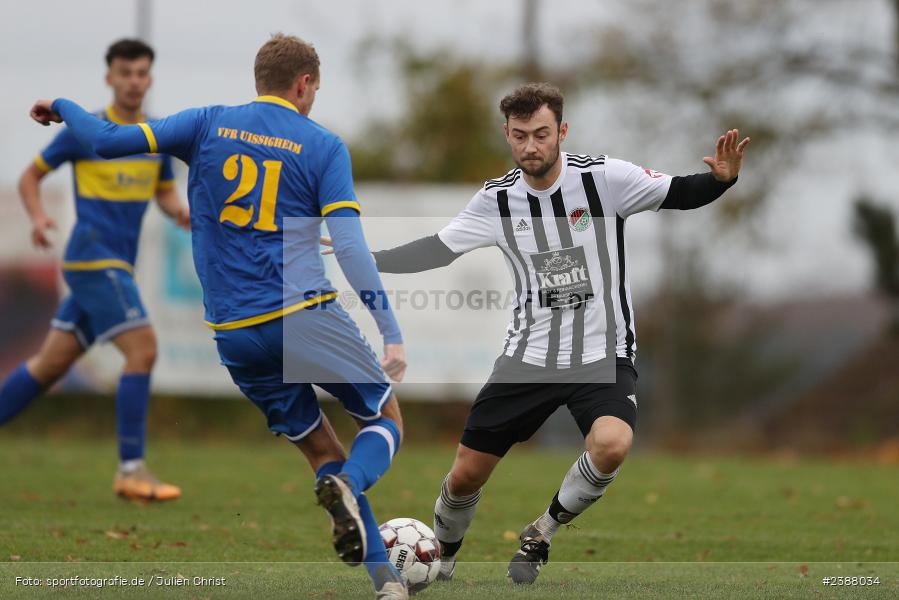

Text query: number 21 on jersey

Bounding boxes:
[219,154,282,232]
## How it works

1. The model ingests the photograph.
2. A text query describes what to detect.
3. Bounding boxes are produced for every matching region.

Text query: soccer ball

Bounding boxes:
[379,517,441,593]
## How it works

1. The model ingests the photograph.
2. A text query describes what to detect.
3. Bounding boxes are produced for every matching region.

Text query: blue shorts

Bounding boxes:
[214,300,392,441]
[51,267,150,348]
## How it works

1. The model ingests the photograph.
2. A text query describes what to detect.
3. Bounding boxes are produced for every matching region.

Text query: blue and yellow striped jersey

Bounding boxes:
[136,96,361,330]
[36,106,174,273]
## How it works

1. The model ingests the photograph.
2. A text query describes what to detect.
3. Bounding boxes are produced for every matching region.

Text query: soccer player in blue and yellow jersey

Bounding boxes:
[1,40,187,501]
[30,34,409,599]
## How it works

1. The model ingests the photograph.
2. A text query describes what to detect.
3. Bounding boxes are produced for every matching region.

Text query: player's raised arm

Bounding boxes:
[30,98,204,164]
[30,98,149,158]
[659,129,750,211]
[604,129,750,217]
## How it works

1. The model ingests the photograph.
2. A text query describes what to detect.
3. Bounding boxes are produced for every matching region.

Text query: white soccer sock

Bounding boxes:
[533,452,619,542]
[119,458,144,474]
[433,474,481,556]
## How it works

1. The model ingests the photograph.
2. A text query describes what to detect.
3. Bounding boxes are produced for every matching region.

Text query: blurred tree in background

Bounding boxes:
[854,197,899,333]
[637,245,797,433]
[349,43,511,182]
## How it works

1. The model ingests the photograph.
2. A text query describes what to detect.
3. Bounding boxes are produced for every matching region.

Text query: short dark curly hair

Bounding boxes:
[499,82,564,125]
[105,39,155,66]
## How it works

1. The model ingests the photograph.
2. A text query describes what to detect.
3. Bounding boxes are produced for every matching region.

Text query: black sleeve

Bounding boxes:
[660,173,737,210]
[371,234,462,273]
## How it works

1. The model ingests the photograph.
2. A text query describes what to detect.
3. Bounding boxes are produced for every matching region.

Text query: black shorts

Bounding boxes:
[460,355,638,457]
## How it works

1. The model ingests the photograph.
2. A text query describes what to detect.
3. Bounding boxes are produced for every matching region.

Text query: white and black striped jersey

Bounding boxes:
[437,152,672,368]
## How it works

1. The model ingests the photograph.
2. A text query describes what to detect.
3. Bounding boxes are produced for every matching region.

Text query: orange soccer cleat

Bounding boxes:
[113,464,181,501]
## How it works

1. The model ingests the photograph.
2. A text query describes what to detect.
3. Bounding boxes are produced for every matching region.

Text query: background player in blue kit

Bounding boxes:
[1,39,188,502]
[29,34,410,600]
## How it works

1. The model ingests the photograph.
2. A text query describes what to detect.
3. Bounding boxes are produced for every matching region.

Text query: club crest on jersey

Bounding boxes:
[568,207,591,232]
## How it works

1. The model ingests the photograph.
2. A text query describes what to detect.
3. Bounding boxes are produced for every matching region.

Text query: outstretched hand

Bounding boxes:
[30,99,62,126]
[703,129,750,182]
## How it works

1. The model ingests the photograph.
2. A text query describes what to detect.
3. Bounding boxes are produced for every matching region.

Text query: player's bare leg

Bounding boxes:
[433,444,502,581]
[294,414,368,563]
[293,411,347,470]
[0,329,83,425]
[26,329,85,386]
[302,401,408,599]
[109,326,180,501]
[509,416,633,584]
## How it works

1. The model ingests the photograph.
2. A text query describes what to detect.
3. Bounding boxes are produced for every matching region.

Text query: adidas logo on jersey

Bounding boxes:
[515,219,531,232]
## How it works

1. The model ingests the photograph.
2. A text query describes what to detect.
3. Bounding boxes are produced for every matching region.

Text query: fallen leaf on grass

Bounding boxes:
[105,530,129,540]
[10,555,21,561]
[780,487,799,500]
[170,541,188,548]
[502,530,517,541]
[799,564,809,577]
[835,496,866,509]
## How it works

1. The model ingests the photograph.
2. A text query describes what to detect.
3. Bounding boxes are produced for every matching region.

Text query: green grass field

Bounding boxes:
[1,436,897,599]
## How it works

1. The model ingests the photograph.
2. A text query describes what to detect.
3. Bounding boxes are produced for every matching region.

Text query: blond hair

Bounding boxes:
[254,33,320,93]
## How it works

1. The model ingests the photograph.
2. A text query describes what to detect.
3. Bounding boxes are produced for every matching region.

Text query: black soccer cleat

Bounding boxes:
[314,473,367,566]
[506,524,550,585]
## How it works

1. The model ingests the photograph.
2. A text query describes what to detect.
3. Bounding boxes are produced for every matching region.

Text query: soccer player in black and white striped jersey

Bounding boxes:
[323,83,749,584]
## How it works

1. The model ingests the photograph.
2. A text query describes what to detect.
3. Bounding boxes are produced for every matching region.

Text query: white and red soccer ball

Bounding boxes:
[379,517,442,593]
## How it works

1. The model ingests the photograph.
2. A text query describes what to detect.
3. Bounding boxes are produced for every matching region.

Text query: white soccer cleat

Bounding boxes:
[436,554,456,581]
[375,581,409,600]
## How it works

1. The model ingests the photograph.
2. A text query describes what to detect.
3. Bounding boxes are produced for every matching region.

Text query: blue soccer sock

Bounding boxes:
[357,493,403,588]
[116,373,150,462]
[315,460,401,589]
[341,417,401,497]
[0,363,43,425]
